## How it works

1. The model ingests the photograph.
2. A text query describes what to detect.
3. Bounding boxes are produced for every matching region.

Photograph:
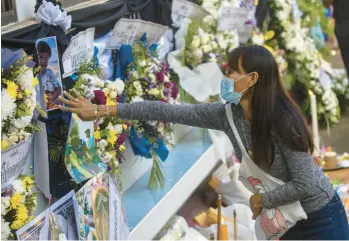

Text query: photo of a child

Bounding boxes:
[35,37,63,111]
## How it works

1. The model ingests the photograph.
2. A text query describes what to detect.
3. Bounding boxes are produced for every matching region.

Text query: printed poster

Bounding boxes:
[171,0,210,27]
[74,173,129,240]
[1,137,33,190]
[62,28,95,78]
[16,191,78,240]
[64,113,107,183]
[217,7,254,43]
[35,37,63,112]
[107,19,168,50]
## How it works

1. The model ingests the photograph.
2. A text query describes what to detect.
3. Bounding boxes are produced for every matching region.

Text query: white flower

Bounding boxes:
[131,96,144,103]
[12,179,26,194]
[111,79,125,94]
[109,91,117,99]
[164,75,170,83]
[1,197,10,215]
[252,33,265,46]
[18,67,34,90]
[200,34,210,45]
[208,53,217,62]
[138,60,147,67]
[103,88,110,95]
[115,124,123,135]
[132,71,139,80]
[192,49,203,59]
[1,217,11,240]
[149,73,157,83]
[218,40,228,50]
[203,15,215,26]
[59,233,67,240]
[191,36,201,48]
[1,89,16,122]
[147,88,160,96]
[211,41,218,49]
[157,122,165,133]
[14,116,32,129]
[202,44,212,53]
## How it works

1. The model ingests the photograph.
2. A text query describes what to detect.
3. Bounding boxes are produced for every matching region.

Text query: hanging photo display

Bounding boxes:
[35,37,64,112]
[217,7,254,43]
[1,137,33,190]
[64,113,107,184]
[106,19,168,50]
[16,191,78,240]
[62,28,95,78]
[171,0,210,27]
[73,173,128,240]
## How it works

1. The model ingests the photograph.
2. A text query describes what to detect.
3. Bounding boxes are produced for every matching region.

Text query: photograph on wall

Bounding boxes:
[35,36,63,111]
[64,114,107,183]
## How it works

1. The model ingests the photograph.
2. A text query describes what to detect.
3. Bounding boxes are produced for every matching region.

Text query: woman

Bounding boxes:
[59,45,349,239]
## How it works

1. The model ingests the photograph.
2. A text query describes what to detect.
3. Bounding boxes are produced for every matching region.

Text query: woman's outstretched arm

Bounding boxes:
[59,89,227,131]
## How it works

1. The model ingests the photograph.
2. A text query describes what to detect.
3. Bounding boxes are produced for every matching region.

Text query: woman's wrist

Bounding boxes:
[99,104,117,118]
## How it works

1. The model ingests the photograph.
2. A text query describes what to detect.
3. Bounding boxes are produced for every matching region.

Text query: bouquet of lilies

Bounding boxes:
[1,175,37,240]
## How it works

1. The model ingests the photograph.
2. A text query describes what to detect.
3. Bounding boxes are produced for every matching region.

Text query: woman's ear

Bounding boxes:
[248,72,259,87]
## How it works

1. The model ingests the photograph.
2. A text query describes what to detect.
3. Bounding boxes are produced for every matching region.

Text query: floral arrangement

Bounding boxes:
[1,53,42,151]
[183,16,239,70]
[1,175,37,240]
[269,0,340,125]
[125,41,179,189]
[332,69,349,112]
[73,61,130,175]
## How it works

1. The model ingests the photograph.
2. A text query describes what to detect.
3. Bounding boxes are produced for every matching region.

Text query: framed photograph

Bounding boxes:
[35,36,63,111]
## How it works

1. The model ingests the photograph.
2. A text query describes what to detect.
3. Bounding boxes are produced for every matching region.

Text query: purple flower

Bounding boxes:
[94,90,106,105]
[156,71,165,83]
[117,133,127,145]
[171,82,179,99]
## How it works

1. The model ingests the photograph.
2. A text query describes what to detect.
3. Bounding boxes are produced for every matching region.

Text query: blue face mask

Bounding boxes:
[221,73,251,104]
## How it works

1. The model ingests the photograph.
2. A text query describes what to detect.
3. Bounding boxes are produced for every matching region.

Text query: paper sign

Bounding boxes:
[17,190,77,241]
[217,7,254,43]
[171,0,210,27]
[107,19,168,50]
[62,28,95,78]
[1,137,33,190]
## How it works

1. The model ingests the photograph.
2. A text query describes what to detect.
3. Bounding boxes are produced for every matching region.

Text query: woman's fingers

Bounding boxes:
[59,96,79,107]
[63,91,78,102]
[72,88,85,101]
[58,105,79,113]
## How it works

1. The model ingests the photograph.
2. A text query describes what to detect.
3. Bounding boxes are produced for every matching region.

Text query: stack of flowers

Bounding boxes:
[73,61,130,175]
[269,0,340,124]
[125,41,179,189]
[1,53,42,151]
[1,175,37,240]
[332,69,349,112]
[184,16,239,70]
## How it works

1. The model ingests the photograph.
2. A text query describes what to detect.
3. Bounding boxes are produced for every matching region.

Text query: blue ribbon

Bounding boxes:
[116,38,169,161]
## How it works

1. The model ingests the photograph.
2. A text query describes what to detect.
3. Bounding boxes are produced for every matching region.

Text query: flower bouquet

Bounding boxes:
[72,60,131,177]
[1,175,37,240]
[1,50,42,151]
[168,15,238,103]
[124,40,179,189]
[332,69,349,113]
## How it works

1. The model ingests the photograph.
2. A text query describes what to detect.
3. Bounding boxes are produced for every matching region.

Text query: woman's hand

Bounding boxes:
[58,89,97,121]
[250,193,263,220]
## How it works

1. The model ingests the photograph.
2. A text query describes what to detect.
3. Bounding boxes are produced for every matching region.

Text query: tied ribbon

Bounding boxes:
[129,126,169,161]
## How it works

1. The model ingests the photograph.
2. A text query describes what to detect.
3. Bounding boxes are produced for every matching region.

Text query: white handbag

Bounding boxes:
[225,104,307,240]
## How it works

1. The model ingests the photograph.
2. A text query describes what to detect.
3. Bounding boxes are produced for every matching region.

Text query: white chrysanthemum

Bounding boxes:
[192,49,203,59]
[202,44,212,53]
[115,124,123,135]
[1,217,11,240]
[109,91,117,99]
[191,36,201,48]
[1,89,16,122]
[14,116,32,129]
[147,88,160,96]
[59,233,67,240]
[18,67,34,89]
[113,79,125,94]
[202,15,215,26]
[12,179,26,194]
[138,60,147,67]
[131,96,144,103]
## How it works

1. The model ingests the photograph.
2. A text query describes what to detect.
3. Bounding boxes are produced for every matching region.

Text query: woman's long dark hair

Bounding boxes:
[228,45,314,168]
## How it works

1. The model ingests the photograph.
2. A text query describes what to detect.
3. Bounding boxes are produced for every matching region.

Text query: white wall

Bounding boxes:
[15,0,36,22]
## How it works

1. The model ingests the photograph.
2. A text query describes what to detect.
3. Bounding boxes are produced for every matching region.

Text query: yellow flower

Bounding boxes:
[122,124,128,130]
[17,92,23,99]
[94,130,101,140]
[10,193,24,209]
[6,81,18,99]
[32,77,39,87]
[107,130,118,145]
[106,96,116,106]
[16,204,28,222]
[11,219,24,230]
[119,145,126,152]
[22,176,34,191]
[24,89,32,96]
[2,140,9,150]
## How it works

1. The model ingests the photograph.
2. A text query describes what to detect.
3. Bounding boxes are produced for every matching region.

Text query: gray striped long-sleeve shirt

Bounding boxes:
[118,101,334,214]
